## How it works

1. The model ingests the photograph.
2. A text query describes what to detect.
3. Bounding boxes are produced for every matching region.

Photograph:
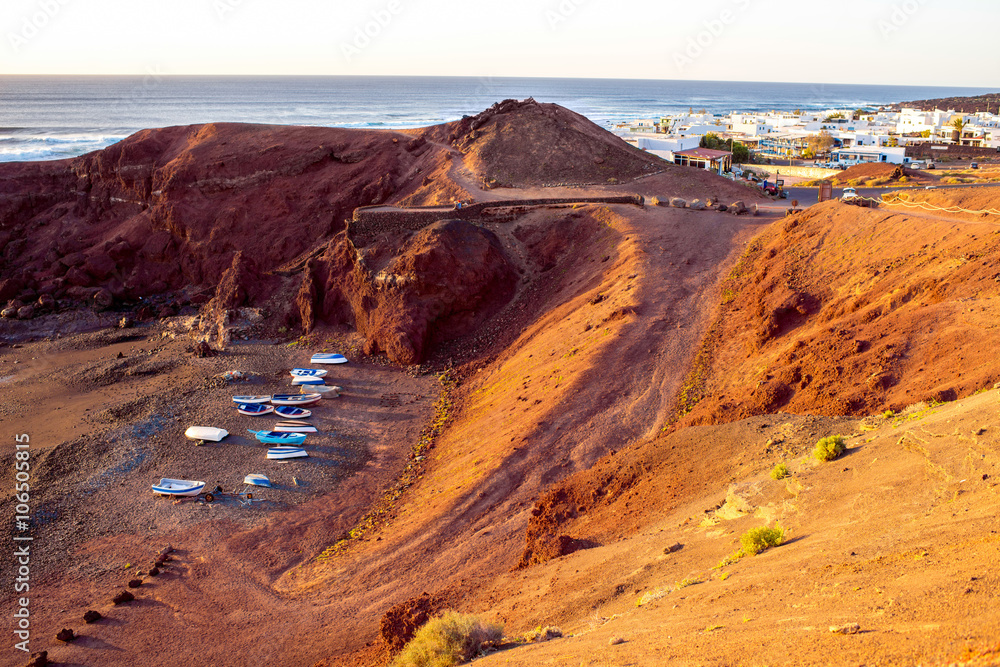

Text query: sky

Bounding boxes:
[2,0,998,87]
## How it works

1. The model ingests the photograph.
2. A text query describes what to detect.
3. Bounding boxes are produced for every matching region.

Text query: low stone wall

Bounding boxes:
[746,165,841,179]
[349,195,643,246]
[905,144,1000,159]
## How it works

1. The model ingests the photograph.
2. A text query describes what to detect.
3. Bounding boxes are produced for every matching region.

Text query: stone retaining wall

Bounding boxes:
[746,165,842,179]
[349,195,643,245]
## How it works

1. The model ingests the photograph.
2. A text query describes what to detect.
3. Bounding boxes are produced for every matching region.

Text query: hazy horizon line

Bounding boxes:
[0,73,996,91]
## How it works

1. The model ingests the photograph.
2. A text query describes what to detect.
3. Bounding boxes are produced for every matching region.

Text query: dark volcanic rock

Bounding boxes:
[112,590,135,605]
[25,651,48,667]
[92,289,113,311]
[83,610,102,624]
[56,628,75,642]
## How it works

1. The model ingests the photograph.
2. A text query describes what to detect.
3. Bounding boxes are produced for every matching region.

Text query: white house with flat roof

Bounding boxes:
[832,146,907,164]
[635,135,700,153]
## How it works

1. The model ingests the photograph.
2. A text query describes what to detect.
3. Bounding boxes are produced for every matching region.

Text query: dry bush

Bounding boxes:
[392,611,503,667]
[813,435,846,461]
[740,526,784,556]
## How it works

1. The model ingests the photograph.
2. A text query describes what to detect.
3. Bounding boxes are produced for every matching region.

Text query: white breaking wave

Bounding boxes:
[0,133,129,162]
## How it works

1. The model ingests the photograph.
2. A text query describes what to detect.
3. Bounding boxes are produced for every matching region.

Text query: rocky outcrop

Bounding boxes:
[298,220,517,365]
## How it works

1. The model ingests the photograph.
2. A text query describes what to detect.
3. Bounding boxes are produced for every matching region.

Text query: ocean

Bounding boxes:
[0,76,993,163]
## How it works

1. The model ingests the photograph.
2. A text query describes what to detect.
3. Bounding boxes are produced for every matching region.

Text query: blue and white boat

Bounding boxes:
[152,478,206,497]
[238,403,274,416]
[310,353,349,365]
[248,429,307,445]
[267,447,308,460]
[271,393,322,406]
[232,395,271,404]
[291,376,326,386]
[274,421,318,433]
[290,368,328,377]
[274,405,311,419]
[243,474,271,487]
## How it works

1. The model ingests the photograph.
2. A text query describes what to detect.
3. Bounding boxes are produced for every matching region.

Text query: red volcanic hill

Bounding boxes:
[675,187,1000,427]
[0,100,714,361]
[0,101,662,309]
[0,122,440,308]
[425,98,665,188]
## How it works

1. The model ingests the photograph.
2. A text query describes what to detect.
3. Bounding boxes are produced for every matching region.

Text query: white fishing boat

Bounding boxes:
[274,421,318,433]
[271,393,322,406]
[310,353,349,365]
[232,395,271,404]
[237,403,275,416]
[274,405,311,419]
[291,376,326,386]
[267,447,308,460]
[243,474,271,487]
[184,427,229,443]
[290,368,328,377]
[152,479,206,497]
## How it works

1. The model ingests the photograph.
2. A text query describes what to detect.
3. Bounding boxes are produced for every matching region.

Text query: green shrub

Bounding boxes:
[813,435,846,461]
[392,611,503,667]
[770,463,790,480]
[740,526,784,556]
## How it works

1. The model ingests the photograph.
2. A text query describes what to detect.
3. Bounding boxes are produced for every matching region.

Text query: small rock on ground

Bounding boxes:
[113,591,135,605]
[829,623,861,635]
[25,651,48,667]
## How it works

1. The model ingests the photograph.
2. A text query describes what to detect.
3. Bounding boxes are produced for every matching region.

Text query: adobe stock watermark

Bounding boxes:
[341,0,404,63]
[876,0,925,38]
[214,0,250,21]
[12,434,33,654]
[6,0,72,53]
[673,0,754,73]
[545,0,589,31]
[105,64,166,119]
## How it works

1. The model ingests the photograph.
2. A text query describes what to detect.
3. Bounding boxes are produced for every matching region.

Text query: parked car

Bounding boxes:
[910,161,924,170]
[970,162,979,169]
[841,187,860,201]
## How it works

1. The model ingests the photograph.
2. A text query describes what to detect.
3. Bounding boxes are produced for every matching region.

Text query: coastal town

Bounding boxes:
[614,105,1000,170]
